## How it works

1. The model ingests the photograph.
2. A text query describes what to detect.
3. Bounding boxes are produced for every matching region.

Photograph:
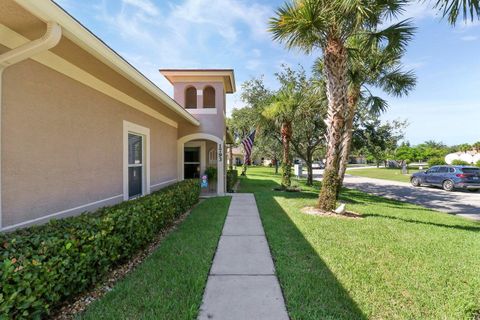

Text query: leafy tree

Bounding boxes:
[290,76,327,186]
[230,78,274,176]
[354,119,407,167]
[270,0,413,210]
[252,123,283,174]
[428,157,447,167]
[395,143,417,165]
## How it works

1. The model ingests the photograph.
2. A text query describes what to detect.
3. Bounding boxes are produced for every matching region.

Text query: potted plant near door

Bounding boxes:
[204,167,217,192]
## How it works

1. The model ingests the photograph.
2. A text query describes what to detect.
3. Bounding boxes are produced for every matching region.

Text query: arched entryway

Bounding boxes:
[177,133,225,195]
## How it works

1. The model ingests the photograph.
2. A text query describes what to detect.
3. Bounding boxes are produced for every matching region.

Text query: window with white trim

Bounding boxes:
[209,148,217,165]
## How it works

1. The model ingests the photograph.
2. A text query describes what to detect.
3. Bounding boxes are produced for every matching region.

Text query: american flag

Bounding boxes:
[241,130,256,165]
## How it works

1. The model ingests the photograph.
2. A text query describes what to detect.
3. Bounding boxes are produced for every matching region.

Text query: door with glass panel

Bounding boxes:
[184,147,200,179]
[128,133,144,198]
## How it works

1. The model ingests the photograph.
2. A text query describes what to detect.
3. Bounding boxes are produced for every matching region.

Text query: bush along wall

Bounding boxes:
[226,169,238,193]
[0,179,200,319]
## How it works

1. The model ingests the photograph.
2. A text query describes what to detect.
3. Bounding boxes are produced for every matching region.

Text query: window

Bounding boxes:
[462,167,480,174]
[428,167,439,174]
[209,148,217,165]
[123,121,150,201]
[128,133,143,198]
[185,87,197,109]
[438,167,449,173]
[203,86,215,108]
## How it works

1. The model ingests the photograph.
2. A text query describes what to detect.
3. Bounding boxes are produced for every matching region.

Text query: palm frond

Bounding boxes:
[432,0,480,24]
[377,67,416,97]
[364,19,416,55]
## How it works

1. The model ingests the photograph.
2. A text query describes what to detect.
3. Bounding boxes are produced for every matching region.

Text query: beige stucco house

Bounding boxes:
[0,0,236,231]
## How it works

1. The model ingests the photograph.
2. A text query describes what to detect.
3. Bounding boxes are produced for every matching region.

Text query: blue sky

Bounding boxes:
[55,0,479,146]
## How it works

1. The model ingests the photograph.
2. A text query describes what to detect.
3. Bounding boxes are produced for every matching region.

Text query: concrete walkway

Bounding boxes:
[198,194,289,320]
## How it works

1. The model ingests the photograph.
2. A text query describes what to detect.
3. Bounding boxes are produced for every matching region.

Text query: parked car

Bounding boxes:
[411,165,480,192]
[312,161,325,169]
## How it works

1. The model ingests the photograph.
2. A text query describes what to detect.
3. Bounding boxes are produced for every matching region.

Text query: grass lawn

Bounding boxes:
[346,167,420,183]
[78,197,231,320]
[240,167,480,319]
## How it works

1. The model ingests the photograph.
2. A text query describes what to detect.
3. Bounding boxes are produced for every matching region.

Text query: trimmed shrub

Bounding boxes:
[227,169,238,192]
[0,179,200,319]
[476,160,480,168]
[427,157,446,167]
[451,159,471,166]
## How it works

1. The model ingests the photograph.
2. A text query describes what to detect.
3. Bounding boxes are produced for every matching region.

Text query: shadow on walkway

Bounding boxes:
[245,180,367,319]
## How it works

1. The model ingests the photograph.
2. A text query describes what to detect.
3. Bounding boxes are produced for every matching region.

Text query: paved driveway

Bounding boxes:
[311,170,480,221]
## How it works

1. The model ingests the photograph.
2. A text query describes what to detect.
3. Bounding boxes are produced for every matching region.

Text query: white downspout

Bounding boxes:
[0,22,62,230]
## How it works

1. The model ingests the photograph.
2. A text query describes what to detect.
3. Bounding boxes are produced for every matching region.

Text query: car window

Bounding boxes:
[428,167,439,173]
[449,168,455,173]
[437,167,449,173]
[462,168,480,174]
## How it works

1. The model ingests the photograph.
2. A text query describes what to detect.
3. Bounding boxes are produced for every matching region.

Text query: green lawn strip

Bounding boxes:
[240,167,480,319]
[346,167,420,183]
[79,197,231,320]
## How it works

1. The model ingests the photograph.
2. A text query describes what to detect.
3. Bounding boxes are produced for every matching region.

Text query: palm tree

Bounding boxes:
[432,0,480,24]
[473,141,480,152]
[270,0,412,210]
[263,83,303,188]
[336,31,417,185]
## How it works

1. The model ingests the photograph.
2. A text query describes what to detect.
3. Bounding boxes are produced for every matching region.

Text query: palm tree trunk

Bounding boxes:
[317,37,348,211]
[337,88,360,188]
[281,121,292,188]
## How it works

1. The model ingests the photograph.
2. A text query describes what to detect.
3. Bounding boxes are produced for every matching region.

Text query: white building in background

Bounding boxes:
[445,151,480,164]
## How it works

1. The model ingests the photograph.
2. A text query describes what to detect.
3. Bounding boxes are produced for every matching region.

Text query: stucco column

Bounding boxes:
[217,142,225,195]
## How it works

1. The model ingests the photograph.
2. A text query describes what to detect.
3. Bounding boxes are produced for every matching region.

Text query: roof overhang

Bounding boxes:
[12,0,200,127]
[160,69,236,94]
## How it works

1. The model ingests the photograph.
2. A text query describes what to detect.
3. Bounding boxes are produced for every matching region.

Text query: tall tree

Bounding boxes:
[263,80,303,188]
[270,0,413,210]
[231,77,274,175]
[290,75,327,185]
[336,29,416,185]
[354,119,407,167]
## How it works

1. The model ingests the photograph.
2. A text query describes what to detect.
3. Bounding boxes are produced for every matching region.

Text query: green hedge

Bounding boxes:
[226,169,238,193]
[451,159,471,166]
[0,179,200,319]
[427,157,446,167]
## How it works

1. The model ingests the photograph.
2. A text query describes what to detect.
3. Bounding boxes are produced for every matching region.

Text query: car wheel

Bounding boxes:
[442,180,454,191]
[411,177,421,187]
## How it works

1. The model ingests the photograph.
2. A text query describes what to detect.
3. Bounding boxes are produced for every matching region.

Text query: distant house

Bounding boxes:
[229,146,264,166]
[445,151,480,164]
[0,0,236,231]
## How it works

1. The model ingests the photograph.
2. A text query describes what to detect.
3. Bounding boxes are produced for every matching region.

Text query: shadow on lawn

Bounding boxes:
[360,213,480,232]
[240,177,367,319]
[238,172,480,319]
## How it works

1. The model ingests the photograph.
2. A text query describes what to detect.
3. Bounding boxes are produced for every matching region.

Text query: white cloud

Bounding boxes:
[401,2,438,20]
[122,0,159,16]
[167,0,271,43]
[461,35,478,41]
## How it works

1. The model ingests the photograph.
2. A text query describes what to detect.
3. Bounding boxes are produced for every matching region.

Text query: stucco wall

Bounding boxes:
[2,59,178,228]
[174,82,226,140]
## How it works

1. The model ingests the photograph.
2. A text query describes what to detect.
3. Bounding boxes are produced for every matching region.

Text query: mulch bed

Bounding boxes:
[301,206,362,219]
[50,200,203,320]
